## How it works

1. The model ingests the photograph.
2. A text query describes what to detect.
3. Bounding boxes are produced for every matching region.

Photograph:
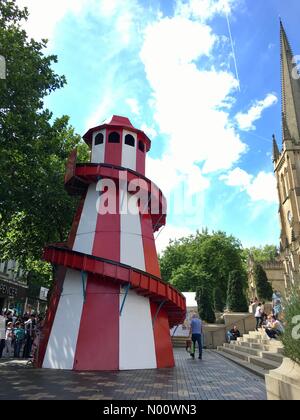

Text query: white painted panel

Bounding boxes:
[72,233,96,255]
[91,129,106,164]
[120,192,145,271]
[73,183,98,255]
[122,130,137,171]
[43,269,84,370]
[119,289,157,370]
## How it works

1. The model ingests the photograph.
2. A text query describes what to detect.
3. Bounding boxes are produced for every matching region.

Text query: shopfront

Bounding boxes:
[0,278,28,314]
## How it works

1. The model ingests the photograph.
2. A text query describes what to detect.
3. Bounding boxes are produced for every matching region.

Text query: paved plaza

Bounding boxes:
[0,349,267,400]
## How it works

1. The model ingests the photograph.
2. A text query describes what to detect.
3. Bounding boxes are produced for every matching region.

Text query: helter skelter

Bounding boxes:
[36,115,186,371]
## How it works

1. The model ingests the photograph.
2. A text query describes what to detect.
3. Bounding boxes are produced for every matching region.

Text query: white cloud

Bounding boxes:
[235,93,278,131]
[221,168,278,203]
[155,224,195,254]
[141,1,246,196]
[175,0,235,21]
[147,156,210,197]
[16,0,88,42]
[140,124,158,139]
[17,0,139,47]
[247,171,277,203]
[126,98,140,116]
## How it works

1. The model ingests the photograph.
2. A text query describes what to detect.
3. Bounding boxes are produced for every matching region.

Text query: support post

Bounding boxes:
[119,283,130,316]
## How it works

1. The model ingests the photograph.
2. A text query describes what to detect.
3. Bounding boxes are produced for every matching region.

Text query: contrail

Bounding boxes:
[226,11,241,92]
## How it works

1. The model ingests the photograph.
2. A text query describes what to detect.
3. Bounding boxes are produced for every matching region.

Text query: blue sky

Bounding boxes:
[17,0,300,251]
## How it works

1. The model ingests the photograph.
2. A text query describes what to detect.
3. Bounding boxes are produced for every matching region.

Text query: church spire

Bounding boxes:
[280,20,300,143]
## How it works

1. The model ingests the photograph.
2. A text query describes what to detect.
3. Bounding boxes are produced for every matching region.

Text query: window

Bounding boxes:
[125,134,135,147]
[138,140,145,152]
[94,132,104,145]
[108,132,120,143]
[281,174,287,199]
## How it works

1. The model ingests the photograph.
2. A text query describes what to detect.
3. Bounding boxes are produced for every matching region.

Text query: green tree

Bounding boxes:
[243,245,278,264]
[160,230,246,306]
[214,287,224,312]
[227,270,249,312]
[169,263,202,292]
[195,272,216,323]
[0,1,89,285]
[254,264,273,301]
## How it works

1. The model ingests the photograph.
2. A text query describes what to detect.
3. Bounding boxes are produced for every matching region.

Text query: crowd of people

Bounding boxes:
[227,290,285,343]
[0,310,43,361]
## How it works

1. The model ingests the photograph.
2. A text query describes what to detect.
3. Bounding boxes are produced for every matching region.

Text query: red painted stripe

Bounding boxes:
[43,247,186,327]
[67,193,86,248]
[104,129,122,167]
[36,267,67,368]
[73,274,119,371]
[140,213,161,277]
[136,147,145,176]
[92,186,120,262]
[150,302,175,368]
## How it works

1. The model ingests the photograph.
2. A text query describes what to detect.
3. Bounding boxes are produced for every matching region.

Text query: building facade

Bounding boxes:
[0,260,48,314]
[247,257,286,300]
[273,22,300,292]
[0,260,28,313]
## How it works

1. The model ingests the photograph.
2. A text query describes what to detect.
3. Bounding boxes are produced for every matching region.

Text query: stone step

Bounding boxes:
[248,331,265,339]
[261,352,284,364]
[249,355,281,371]
[224,343,261,357]
[242,337,272,345]
[217,346,251,362]
[241,341,284,354]
[216,350,266,379]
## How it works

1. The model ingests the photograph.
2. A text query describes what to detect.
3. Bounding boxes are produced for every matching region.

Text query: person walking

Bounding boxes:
[5,322,14,357]
[189,313,203,360]
[255,303,262,331]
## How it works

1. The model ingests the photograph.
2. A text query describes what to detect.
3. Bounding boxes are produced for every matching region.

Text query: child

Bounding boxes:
[185,338,192,353]
[13,322,25,358]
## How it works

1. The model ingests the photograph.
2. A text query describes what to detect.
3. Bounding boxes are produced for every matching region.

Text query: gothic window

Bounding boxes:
[138,140,145,152]
[281,174,287,199]
[108,132,120,143]
[125,134,135,147]
[95,132,104,145]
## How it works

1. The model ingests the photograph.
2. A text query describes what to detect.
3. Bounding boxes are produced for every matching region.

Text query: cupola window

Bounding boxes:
[95,132,104,145]
[108,132,120,143]
[125,134,135,147]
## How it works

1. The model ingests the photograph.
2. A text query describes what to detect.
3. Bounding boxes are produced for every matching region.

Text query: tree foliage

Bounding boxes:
[243,245,279,264]
[195,272,216,324]
[160,230,246,310]
[227,270,249,312]
[0,1,89,287]
[214,287,224,312]
[281,288,300,364]
[254,263,273,301]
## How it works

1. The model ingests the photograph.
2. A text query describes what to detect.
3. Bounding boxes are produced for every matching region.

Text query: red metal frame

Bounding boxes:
[43,245,186,328]
[65,163,166,232]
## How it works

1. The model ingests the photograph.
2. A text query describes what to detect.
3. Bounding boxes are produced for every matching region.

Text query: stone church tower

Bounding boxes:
[273,21,300,291]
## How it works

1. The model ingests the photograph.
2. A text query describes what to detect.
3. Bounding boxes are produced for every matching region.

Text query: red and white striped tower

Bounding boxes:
[37,115,186,371]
